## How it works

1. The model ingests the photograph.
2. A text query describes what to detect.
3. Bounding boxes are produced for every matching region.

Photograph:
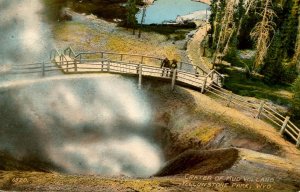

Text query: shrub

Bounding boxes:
[292,76,300,118]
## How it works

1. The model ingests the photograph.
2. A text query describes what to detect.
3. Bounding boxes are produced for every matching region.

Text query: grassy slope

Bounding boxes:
[219,66,293,107]
[52,11,189,64]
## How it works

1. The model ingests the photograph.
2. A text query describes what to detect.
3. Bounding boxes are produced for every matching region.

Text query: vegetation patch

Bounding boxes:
[187,125,222,144]
[218,65,293,106]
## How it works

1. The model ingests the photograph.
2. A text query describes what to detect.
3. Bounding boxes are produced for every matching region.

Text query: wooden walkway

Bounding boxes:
[6,47,300,148]
[50,47,223,92]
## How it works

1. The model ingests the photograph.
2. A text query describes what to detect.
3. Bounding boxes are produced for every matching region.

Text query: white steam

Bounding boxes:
[0,0,53,80]
[0,75,164,177]
[50,136,162,177]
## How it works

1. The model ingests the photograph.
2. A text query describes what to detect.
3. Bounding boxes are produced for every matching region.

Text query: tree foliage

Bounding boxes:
[212,0,237,65]
[250,0,276,71]
[262,0,299,83]
[292,76,300,119]
[208,0,299,83]
[125,0,139,34]
[261,31,285,84]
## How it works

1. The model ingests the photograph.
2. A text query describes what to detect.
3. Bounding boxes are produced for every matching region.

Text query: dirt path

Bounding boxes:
[186,22,212,71]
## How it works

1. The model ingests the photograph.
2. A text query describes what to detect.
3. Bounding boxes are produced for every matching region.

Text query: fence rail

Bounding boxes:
[73,51,212,78]
[205,84,300,147]
[4,47,300,148]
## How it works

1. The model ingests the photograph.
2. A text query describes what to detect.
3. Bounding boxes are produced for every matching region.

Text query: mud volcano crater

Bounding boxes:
[0,74,274,178]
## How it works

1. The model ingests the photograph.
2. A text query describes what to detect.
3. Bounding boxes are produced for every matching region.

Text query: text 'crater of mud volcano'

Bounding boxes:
[0,75,164,177]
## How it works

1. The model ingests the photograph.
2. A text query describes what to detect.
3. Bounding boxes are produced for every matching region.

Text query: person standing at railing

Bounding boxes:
[161,57,170,77]
[170,59,178,77]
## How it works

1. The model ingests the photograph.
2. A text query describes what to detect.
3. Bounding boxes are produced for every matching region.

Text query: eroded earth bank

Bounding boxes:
[0,75,299,192]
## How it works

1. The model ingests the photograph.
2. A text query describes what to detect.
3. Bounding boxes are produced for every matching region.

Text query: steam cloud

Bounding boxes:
[0,1,164,177]
[0,75,164,177]
[0,0,53,80]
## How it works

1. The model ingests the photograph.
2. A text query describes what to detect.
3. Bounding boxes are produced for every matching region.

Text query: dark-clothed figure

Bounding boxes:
[170,59,178,77]
[171,59,178,69]
[161,58,170,77]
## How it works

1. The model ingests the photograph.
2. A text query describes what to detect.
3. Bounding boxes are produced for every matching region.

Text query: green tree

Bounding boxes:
[262,0,299,83]
[125,0,139,35]
[292,76,300,119]
[261,31,285,84]
[280,0,299,59]
[208,0,226,49]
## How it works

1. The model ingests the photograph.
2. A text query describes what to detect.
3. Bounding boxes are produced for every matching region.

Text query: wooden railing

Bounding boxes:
[5,47,299,148]
[74,51,210,75]
[72,50,224,86]
[63,46,76,58]
[9,62,61,76]
[55,56,212,90]
[205,83,300,147]
[50,48,61,61]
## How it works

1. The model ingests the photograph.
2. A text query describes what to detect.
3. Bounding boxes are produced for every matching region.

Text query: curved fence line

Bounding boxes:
[206,84,300,148]
[4,47,300,148]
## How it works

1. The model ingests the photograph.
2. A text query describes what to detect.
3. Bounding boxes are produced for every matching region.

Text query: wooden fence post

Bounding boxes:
[141,56,144,64]
[226,92,233,107]
[120,54,123,61]
[296,134,300,148]
[42,62,45,77]
[255,101,265,119]
[66,60,69,73]
[107,61,110,72]
[280,116,290,135]
[60,55,62,66]
[74,60,77,72]
[179,62,183,70]
[171,69,177,90]
[101,60,104,72]
[138,64,142,89]
[296,133,300,147]
[201,76,208,93]
[79,54,82,63]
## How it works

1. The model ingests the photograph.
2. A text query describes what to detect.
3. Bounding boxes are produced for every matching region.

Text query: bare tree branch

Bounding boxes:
[250,0,276,71]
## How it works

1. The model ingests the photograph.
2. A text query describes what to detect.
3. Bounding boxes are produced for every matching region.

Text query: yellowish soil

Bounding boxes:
[187,88,300,163]
[53,11,187,66]
[187,22,212,70]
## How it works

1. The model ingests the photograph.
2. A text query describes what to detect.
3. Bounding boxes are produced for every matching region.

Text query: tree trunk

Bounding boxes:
[138,7,146,38]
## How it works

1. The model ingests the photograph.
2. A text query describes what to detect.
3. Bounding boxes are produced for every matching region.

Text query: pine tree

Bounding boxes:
[125,0,139,35]
[292,76,300,119]
[261,31,285,84]
[250,0,276,72]
[211,0,236,66]
[263,0,299,83]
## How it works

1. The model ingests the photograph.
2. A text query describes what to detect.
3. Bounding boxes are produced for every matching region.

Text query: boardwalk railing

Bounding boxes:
[63,46,77,58]
[9,61,62,76]
[4,47,299,148]
[49,47,223,88]
[73,51,210,76]
[205,83,300,147]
